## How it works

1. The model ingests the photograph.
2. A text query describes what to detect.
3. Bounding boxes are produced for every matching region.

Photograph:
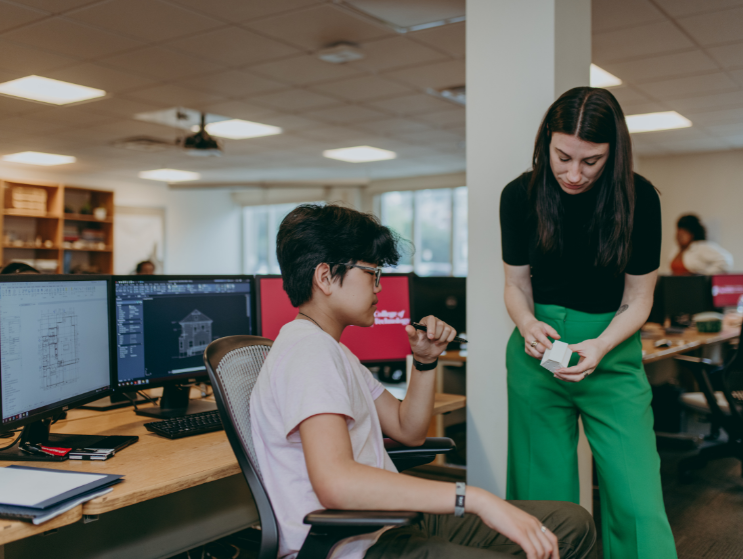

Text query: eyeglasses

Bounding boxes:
[327,263,382,287]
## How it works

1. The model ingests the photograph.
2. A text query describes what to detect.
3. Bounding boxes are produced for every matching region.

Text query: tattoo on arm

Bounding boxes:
[615,304,629,317]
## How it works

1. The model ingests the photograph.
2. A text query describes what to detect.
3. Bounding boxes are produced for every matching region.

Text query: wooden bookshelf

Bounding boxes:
[0,181,114,274]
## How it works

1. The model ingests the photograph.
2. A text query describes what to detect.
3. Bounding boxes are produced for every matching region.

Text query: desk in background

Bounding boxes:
[0,391,464,558]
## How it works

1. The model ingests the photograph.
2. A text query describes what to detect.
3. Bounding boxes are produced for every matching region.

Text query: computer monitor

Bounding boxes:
[0,276,113,460]
[112,276,255,419]
[256,274,413,363]
[654,275,714,329]
[712,274,743,308]
[411,276,466,349]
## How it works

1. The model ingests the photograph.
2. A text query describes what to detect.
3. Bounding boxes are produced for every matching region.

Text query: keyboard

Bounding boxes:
[144,410,223,439]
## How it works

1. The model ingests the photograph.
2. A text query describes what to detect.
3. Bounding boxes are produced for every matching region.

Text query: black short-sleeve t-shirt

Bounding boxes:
[500,171,661,314]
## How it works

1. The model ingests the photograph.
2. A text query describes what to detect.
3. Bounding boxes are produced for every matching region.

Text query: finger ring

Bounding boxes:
[530,340,538,348]
[541,525,547,533]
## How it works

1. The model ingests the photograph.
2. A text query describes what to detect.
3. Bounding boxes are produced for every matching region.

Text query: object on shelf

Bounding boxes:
[93,207,107,220]
[81,229,105,243]
[64,205,74,214]
[63,224,79,242]
[80,202,92,215]
[43,240,53,248]
[5,186,47,213]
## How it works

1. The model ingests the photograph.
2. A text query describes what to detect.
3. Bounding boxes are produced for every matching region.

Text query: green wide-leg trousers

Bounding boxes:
[506,304,677,559]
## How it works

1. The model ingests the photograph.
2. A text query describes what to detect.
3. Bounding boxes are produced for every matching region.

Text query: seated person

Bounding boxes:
[250,204,596,559]
[671,214,732,275]
[135,260,155,275]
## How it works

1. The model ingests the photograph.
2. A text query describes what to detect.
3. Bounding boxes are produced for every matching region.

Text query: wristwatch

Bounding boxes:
[454,482,466,517]
[413,357,438,371]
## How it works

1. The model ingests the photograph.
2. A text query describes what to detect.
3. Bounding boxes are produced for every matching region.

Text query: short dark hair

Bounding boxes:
[135,260,155,273]
[1,262,40,274]
[277,204,401,307]
[677,214,706,241]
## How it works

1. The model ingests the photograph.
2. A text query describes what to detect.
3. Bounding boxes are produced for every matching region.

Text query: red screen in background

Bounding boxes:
[712,274,743,308]
[258,275,412,362]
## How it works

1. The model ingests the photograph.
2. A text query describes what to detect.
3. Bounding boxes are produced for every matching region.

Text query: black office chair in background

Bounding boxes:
[203,335,455,559]
[675,337,743,480]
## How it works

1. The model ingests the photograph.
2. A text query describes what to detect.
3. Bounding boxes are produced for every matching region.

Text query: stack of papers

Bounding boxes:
[0,465,123,525]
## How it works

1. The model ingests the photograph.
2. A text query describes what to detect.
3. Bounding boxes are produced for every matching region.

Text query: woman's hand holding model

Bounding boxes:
[520,317,560,359]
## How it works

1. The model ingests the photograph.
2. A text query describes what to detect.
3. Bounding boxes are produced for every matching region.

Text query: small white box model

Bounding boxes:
[540,341,573,373]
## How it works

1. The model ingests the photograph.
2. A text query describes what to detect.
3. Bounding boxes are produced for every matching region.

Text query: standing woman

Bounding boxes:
[501,87,676,559]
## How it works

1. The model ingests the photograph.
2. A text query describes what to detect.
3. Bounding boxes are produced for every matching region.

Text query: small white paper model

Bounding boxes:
[540,341,573,373]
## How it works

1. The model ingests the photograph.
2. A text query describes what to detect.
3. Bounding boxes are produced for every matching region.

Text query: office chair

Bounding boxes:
[204,335,455,559]
[675,342,743,480]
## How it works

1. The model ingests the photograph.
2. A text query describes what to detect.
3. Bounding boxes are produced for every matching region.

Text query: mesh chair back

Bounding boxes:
[723,332,743,427]
[204,335,278,559]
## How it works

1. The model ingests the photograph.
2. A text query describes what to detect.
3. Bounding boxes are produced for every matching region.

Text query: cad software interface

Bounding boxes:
[115,278,252,386]
[0,280,111,425]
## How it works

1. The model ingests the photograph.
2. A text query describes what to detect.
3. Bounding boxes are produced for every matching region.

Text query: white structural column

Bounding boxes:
[466,0,591,498]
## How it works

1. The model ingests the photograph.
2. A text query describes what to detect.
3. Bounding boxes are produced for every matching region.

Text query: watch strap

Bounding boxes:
[413,357,438,371]
[454,482,466,517]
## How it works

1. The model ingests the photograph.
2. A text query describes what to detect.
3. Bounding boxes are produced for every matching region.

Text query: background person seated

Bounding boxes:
[671,214,733,275]
[135,260,156,275]
[250,204,597,559]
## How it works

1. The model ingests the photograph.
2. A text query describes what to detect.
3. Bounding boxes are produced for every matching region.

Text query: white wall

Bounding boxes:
[0,165,242,275]
[638,149,743,273]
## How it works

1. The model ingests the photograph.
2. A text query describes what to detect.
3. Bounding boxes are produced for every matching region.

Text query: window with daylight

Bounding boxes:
[243,202,321,275]
[377,187,467,277]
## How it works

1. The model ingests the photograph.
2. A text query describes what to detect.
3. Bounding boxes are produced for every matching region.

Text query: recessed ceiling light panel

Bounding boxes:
[1,151,76,166]
[0,75,105,105]
[323,146,397,163]
[139,169,201,182]
[204,119,282,140]
[590,64,622,88]
[626,111,692,133]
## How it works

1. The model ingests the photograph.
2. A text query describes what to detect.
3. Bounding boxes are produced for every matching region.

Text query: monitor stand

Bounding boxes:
[0,418,107,462]
[134,383,216,420]
[79,392,153,411]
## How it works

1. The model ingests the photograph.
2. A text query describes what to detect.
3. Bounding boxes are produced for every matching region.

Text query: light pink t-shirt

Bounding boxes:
[250,320,397,559]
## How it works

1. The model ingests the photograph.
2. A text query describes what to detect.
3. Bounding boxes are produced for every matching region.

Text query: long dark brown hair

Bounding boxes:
[529,87,634,271]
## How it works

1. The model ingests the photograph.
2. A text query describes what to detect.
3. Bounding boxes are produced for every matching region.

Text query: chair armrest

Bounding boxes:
[304,509,421,528]
[384,437,456,471]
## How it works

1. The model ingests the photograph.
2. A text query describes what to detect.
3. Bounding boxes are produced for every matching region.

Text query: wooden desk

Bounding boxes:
[1,393,464,557]
[640,325,739,364]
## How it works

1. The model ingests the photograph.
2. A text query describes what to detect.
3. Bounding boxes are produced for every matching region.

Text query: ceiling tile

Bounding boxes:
[617,101,668,115]
[412,108,465,128]
[67,0,223,42]
[298,125,376,143]
[7,0,99,12]
[124,85,225,109]
[398,129,464,145]
[356,118,432,135]
[707,42,743,69]
[677,6,743,46]
[256,113,321,131]
[728,68,743,86]
[101,46,222,81]
[198,100,277,120]
[607,85,652,106]
[652,0,743,17]
[592,21,694,63]
[701,120,743,137]
[682,105,743,126]
[368,93,455,115]
[166,26,300,67]
[635,72,740,100]
[24,105,118,127]
[0,38,79,73]
[382,60,464,89]
[166,0,322,23]
[84,96,169,118]
[249,88,341,111]
[177,70,286,98]
[310,75,413,101]
[652,137,732,154]
[603,50,718,83]
[591,0,665,33]
[303,104,387,124]
[2,18,143,59]
[664,90,743,112]
[0,94,49,117]
[44,62,155,93]
[244,4,393,50]
[0,1,49,32]
[409,21,465,57]
[354,36,448,72]
[0,115,69,135]
[249,54,363,85]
